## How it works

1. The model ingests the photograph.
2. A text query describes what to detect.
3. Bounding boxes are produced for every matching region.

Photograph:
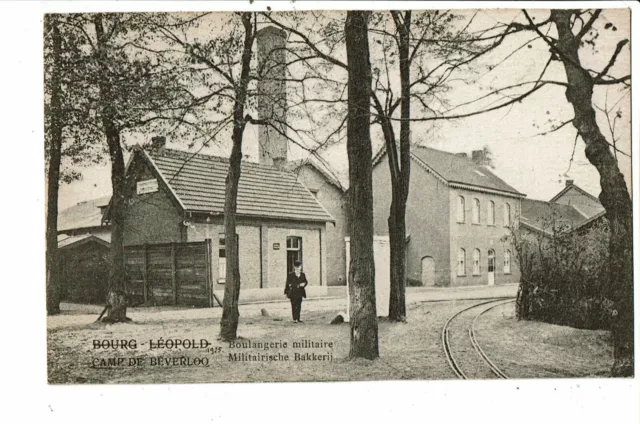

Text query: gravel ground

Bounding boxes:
[47,284,612,384]
[48,299,471,384]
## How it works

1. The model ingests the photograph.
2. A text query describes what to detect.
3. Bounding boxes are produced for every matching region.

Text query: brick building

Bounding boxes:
[372,146,525,287]
[106,140,334,302]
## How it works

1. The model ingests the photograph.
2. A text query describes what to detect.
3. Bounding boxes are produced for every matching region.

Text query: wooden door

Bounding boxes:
[421,256,435,286]
[487,249,495,286]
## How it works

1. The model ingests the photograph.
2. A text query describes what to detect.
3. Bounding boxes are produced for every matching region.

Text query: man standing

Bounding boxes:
[284,261,308,323]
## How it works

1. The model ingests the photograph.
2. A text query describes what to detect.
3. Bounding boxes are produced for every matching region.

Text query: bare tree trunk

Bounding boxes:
[219,133,242,340]
[387,11,412,322]
[45,15,63,316]
[551,10,633,377]
[388,200,407,320]
[94,15,129,323]
[219,13,254,341]
[104,127,128,322]
[345,11,379,360]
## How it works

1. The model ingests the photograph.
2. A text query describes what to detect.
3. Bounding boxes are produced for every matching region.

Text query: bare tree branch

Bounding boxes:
[595,39,630,83]
[576,9,602,40]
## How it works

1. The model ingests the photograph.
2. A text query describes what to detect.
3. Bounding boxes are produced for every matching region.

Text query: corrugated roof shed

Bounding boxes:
[58,233,111,249]
[146,148,334,223]
[58,195,111,232]
[410,146,524,196]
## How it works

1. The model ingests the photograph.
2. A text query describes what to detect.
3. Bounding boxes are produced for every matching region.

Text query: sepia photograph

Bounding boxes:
[39,3,635,391]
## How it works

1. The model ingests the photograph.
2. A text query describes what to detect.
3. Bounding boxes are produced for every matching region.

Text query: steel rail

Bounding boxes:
[468,299,516,379]
[441,298,511,379]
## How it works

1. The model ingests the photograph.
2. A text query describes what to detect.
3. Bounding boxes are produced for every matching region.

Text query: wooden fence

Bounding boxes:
[124,240,217,307]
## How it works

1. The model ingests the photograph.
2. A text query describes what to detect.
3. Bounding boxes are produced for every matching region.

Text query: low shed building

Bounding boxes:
[57,196,112,304]
[57,234,110,304]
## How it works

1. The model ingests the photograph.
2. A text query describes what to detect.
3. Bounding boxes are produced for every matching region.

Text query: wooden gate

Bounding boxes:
[124,240,215,307]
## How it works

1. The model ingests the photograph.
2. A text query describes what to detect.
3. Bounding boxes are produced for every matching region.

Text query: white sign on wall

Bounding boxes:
[136,179,159,195]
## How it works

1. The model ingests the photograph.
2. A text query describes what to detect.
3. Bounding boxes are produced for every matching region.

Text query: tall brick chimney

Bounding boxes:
[256,26,287,168]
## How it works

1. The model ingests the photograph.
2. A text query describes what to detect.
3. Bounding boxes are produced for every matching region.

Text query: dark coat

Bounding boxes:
[284,272,308,299]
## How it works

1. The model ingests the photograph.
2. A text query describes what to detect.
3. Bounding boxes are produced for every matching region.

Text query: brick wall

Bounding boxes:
[404,163,452,286]
[122,155,184,246]
[372,157,452,286]
[186,220,262,290]
[448,187,521,286]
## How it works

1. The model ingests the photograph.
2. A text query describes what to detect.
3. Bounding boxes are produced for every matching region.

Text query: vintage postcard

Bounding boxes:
[42,4,635,390]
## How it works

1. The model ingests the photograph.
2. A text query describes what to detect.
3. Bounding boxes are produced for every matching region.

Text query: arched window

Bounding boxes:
[457,248,466,276]
[504,249,512,274]
[473,249,481,275]
[503,203,511,227]
[488,201,495,225]
[457,196,465,223]
[488,249,495,272]
[472,198,480,224]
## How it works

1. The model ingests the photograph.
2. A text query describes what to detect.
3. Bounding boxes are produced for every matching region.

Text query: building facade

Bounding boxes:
[372,146,524,287]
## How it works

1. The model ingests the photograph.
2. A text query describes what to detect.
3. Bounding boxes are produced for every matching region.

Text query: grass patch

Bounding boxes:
[474,302,612,378]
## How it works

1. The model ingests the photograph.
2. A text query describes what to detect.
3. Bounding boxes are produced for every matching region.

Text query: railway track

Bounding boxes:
[442,298,515,379]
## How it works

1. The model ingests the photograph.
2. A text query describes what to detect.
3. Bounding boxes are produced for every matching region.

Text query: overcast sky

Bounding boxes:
[57,8,631,210]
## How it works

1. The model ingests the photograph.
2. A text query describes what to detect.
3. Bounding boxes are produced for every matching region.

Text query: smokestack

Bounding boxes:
[256,26,287,168]
[566,179,574,187]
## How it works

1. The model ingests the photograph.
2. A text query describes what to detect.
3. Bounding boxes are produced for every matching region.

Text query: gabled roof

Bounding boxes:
[58,195,111,232]
[550,183,601,203]
[136,146,334,223]
[411,146,524,196]
[374,145,524,197]
[286,156,348,192]
[519,198,591,235]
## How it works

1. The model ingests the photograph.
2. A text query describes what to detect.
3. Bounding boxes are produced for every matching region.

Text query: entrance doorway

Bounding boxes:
[421,256,435,286]
[487,249,495,286]
[286,236,303,273]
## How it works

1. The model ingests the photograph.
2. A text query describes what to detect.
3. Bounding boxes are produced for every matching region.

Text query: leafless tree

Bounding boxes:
[521,9,632,376]
[345,10,379,359]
